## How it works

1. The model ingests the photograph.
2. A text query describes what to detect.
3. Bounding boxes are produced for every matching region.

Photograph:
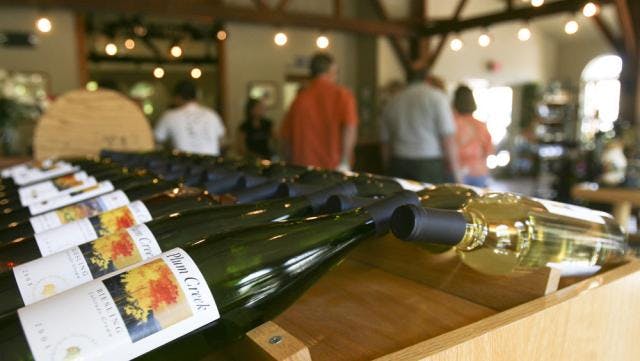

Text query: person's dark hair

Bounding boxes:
[453,85,477,114]
[410,67,427,82]
[310,52,334,77]
[173,80,197,101]
[245,97,261,121]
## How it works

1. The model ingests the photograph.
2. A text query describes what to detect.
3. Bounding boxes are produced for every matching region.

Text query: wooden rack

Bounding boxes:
[208,235,640,361]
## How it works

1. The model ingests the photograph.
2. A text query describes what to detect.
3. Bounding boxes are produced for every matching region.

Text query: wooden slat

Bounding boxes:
[375,261,640,361]
[274,259,496,361]
[349,235,561,311]
[240,322,312,361]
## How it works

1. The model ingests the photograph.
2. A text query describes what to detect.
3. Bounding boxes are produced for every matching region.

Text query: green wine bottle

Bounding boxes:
[391,192,628,276]
[0,187,218,272]
[0,182,360,319]
[0,165,129,207]
[0,172,160,218]
[0,179,179,230]
[0,191,419,361]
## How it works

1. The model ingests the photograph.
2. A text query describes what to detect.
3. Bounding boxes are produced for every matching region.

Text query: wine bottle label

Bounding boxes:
[15,224,161,305]
[18,173,97,206]
[34,201,153,256]
[28,181,115,216]
[29,191,131,233]
[393,177,432,192]
[19,248,219,361]
[546,261,602,277]
[2,159,56,178]
[536,198,607,225]
[12,162,78,186]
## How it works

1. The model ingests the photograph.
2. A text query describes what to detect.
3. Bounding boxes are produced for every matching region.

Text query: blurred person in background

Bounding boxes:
[380,68,460,183]
[237,97,274,159]
[452,85,494,188]
[279,52,358,171]
[155,80,226,156]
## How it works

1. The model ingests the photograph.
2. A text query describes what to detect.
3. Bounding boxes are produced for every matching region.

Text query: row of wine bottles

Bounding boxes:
[0,150,628,361]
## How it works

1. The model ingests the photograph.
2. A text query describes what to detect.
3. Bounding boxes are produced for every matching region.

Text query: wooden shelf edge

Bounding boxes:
[373,260,640,361]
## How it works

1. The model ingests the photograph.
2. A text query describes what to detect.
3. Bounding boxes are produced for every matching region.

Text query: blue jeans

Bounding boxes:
[463,175,489,188]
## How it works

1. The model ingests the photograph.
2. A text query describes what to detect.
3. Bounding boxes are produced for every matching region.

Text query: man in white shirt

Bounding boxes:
[380,68,461,183]
[155,81,226,156]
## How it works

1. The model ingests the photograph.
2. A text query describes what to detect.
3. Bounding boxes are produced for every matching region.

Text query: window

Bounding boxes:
[467,79,513,145]
[580,54,622,139]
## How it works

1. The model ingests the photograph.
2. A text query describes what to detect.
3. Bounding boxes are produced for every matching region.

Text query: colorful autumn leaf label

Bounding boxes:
[103,258,192,342]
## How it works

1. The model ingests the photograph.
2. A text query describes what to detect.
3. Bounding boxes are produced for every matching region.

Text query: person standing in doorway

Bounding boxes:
[380,68,461,183]
[453,85,494,188]
[279,52,358,171]
[155,80,226,156]
[237,97,274,159]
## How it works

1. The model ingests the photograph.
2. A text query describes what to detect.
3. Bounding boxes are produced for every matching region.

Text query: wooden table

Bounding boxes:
[571,183,640,231]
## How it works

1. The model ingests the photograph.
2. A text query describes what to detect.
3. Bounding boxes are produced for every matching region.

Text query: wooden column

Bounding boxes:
[616,0,640,142]
[215,24,229,125]
[74,13,89,87]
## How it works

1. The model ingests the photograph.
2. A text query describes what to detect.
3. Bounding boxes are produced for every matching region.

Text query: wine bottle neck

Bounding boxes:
[143,191,215,219]
[390,205,468,246]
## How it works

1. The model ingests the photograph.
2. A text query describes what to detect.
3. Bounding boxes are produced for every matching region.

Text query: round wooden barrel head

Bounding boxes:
[34,89,154,160]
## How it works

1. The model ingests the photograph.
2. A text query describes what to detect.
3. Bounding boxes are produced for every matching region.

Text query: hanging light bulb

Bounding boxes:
[35,17,52,33]
[170,44,183,58]
[518,25,532,41]
[531,0,544,7]
[153,66,165,79]
[105,42,118,56]
[478,31,492,47]
[564,19,579,35]
[190,67,202,79]
[582,2,599,18]
[274,32,288,46]
[316,35,330,49]
[124,38,136,50]
[216,30,227,41]
[450,36,463,51]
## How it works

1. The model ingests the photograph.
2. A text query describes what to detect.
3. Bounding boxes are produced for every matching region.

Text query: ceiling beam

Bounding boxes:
[370,0,413,79]
[615,0,637,57]
[426,0,468,71]
[592,14,624,54]
[421,0,612,36]
[1,0,415,37]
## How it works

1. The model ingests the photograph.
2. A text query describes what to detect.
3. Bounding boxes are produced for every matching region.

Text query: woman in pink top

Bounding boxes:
[452,86,494,187]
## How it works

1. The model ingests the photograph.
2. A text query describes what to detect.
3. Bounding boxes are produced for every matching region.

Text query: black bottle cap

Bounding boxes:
[231,180,282,204]
[277,183,323,198]
[238,174,270,189]
[204,173,244,194]
[391,205,467,245]
[363,191,421,235]
[304,182,358,212]
[205,167,236,182]
[324,195,376,213]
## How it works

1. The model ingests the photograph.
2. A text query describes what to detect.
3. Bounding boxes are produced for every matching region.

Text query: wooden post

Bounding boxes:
[215,23,229,125]
[74,13,89,87]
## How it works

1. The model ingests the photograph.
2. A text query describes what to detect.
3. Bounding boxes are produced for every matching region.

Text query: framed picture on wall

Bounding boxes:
[248,81,278,108]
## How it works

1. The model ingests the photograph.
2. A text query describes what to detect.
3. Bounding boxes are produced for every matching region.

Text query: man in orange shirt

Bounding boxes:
[280,53,358,170]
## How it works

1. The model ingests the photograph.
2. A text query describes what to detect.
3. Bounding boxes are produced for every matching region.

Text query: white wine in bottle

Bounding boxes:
[391,192,628,276]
